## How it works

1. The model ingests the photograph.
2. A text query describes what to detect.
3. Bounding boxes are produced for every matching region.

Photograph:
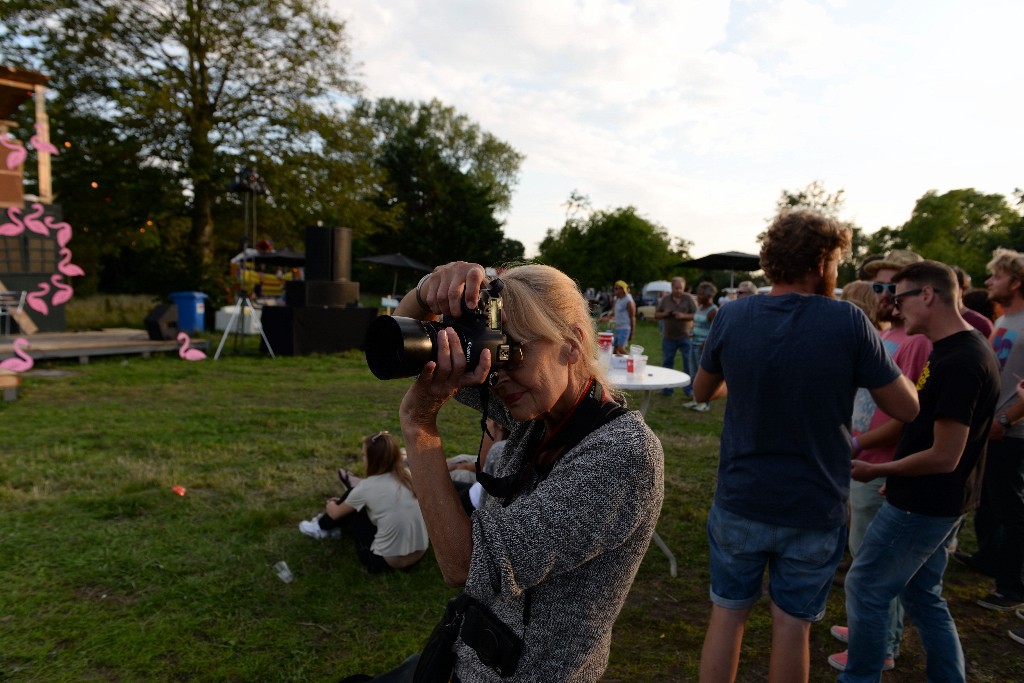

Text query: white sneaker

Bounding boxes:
[694,402,711,412]
[298,514,341,540]
[682,400,699,409]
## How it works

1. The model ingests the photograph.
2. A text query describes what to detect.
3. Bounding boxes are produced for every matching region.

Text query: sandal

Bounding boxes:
[337,468,354,492]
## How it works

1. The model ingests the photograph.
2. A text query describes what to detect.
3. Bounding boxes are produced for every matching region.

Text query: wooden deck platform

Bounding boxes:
[0,328,211,365]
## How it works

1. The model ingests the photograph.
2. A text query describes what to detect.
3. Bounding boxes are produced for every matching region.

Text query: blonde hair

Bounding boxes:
[987,248,1024,281]
[363,431,414,494]
[841,281,880,329]
[498,263,610,390]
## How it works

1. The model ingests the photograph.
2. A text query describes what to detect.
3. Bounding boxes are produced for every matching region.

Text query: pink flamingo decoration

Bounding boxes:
[27,282,50,315]
[177,332,207,361]
[29,123,60,156]
[58,248,85,277]
[0,338,34,373]
[22,203,47,236]
[0,135,26,170]
[44,215,72,247]
[0,207,24,237]
[50,274,73,306]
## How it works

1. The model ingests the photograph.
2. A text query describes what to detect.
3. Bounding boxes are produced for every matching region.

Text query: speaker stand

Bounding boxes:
[214,296,275,360]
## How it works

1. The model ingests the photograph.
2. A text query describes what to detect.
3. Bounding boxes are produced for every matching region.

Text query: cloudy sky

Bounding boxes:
[328,0,1023,259]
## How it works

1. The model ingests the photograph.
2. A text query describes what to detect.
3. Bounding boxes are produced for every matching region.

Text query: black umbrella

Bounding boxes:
[358,253,433,295]
[675,251,761,288]
[675,251,761,271]
[359,253,433,271]
[253,248,305,268]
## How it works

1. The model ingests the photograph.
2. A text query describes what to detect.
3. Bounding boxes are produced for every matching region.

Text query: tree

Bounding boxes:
[774,180,846,218]
[896,189,1021,280]
[357,98,525,270]
[2,0,360,288]
[47,111,192,295]
[538,198,681,289]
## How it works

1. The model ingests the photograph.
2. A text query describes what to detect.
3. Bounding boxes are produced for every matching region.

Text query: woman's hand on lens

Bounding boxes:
[422,262,487,318]
[402,328,492,424]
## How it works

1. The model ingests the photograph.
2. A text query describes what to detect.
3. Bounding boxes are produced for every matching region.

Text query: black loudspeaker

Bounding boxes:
[306,281,359,307]
[285,277,359,307]
[285,280,306,308]
[305,226,348,282]
[145,303,179,340]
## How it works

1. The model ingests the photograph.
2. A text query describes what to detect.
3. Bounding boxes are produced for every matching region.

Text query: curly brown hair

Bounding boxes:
[759,210,851,284]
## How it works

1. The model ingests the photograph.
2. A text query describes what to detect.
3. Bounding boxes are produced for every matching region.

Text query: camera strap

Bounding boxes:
[464,378,625,656]
[474,378,625,501]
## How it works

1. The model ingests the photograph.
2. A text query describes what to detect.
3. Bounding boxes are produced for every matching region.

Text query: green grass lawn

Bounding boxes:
[0,319,1019,682]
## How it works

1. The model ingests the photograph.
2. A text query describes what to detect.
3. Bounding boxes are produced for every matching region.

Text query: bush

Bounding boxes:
[65,294,161,330]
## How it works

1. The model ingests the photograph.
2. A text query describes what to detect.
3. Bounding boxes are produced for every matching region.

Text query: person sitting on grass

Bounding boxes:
[446,418,510,515]
[298,431,429,573]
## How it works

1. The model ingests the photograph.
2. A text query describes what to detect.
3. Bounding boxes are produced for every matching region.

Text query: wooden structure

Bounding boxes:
[0,66,52,207]
[0,65,70,334]
[0,329,210,365]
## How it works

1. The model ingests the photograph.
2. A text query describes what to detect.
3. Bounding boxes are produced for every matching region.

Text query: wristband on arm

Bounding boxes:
[415,273,432,311]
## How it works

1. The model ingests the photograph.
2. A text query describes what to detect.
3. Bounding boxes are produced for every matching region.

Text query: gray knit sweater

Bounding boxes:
[452,388,664,682]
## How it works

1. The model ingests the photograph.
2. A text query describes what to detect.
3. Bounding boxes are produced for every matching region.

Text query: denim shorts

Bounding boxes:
[613,327,630,348]
[707,502,846,621]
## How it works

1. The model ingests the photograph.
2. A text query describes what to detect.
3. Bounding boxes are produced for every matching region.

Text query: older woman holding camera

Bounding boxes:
[395,260,664,682]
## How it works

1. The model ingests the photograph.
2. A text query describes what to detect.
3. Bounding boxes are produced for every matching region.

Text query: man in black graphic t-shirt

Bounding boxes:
[840,261,1000,682]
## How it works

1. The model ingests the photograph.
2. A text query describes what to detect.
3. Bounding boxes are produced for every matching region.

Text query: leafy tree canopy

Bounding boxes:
[2,0,361,289]
[896,188,1021,279]
[537,194,688,290]
[774,179,846,219]
[357,98,524,215]
[1,3,525,297]
[354,98,525,275]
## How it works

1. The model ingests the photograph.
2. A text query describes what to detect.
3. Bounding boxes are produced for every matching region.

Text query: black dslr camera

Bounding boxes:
[365,278,521,384]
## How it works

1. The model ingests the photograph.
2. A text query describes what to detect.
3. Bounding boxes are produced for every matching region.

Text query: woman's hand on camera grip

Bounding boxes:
[421,261,488,318]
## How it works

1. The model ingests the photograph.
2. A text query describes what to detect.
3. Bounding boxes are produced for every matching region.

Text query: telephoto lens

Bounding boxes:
[364,279,518,381]
[365,315,445,380]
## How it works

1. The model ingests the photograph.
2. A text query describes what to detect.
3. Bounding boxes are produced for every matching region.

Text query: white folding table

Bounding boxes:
[608,364,690,578]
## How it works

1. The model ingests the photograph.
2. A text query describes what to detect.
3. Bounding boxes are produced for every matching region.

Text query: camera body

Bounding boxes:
[365,278,519,383]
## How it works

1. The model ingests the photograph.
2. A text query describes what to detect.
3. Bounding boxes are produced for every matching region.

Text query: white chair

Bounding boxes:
[0,290,26,336]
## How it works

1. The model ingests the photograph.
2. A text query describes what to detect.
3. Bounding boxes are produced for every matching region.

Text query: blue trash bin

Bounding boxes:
[169,291,208,333]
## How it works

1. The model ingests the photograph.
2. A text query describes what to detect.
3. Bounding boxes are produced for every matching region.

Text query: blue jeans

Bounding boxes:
[613,326,631,349]
[706,503,845,620]
[687,341,704,393]
[841,501,964,683]
[661,337,692,396]
[848,477,904,658]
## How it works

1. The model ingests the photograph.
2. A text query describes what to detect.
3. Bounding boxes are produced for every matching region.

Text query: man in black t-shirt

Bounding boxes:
[839,261,1000,682]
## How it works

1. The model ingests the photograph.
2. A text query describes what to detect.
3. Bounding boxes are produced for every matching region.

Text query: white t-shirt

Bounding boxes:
[345,473,429,557]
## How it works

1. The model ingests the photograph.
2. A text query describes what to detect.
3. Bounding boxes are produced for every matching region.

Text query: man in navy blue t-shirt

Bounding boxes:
[693,210,919,682]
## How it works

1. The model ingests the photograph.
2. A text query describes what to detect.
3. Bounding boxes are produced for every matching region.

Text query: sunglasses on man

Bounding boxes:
[892,287,938,309]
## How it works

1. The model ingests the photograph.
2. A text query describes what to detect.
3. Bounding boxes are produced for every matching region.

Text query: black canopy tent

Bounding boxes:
[252,248,305,268]
[358,253,433,296]
[675,251,761,288]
